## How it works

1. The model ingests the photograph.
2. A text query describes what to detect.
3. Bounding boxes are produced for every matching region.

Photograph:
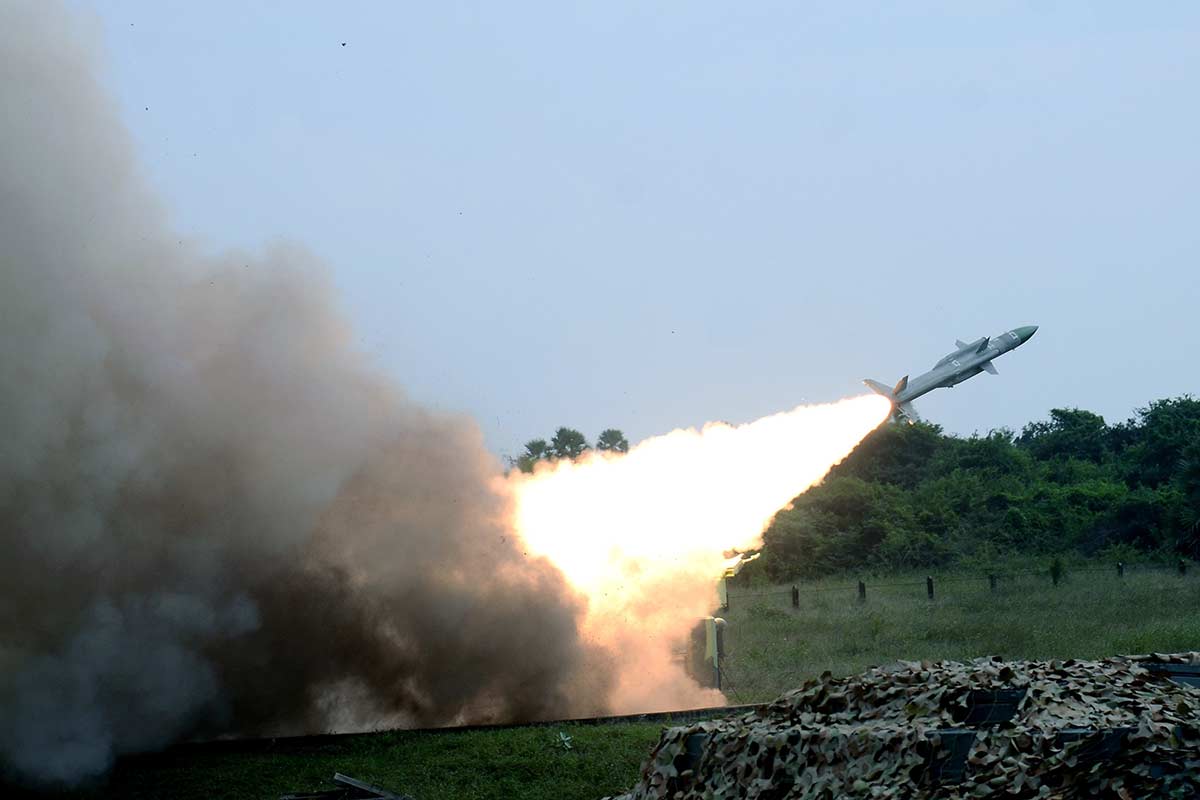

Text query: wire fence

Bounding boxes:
[723,561,1195,609]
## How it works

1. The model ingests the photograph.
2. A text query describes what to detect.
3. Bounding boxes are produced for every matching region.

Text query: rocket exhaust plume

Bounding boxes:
[508,395,891,713]
[0,0,890,786]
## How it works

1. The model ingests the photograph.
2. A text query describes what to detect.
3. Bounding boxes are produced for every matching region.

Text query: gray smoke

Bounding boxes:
[0,2,610,785]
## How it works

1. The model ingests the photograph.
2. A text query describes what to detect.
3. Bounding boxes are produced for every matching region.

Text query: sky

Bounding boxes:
[69,1,1200,459]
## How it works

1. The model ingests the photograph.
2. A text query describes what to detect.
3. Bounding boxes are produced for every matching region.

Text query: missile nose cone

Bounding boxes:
[1015,325,1038,343]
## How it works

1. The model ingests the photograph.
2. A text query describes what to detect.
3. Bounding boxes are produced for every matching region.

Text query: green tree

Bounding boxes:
[762,477,922,577]
[595,428,630,454]
[1179,439,1200,516]
[1118,397,1200,487]
[550,427,589,460]
[932,429,1032,479]
[754,395,1200,580]
[516,438,550,473]
[832,421,948,489]
[1017,408,1110,463]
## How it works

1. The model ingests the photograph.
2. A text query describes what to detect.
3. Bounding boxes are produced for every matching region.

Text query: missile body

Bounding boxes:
[864,325,1038,423]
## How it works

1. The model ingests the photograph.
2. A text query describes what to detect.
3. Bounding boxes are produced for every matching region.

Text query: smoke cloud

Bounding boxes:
[0,2,609,785]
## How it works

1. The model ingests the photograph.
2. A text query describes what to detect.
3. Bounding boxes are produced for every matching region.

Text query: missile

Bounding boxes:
[864,325,1038,423]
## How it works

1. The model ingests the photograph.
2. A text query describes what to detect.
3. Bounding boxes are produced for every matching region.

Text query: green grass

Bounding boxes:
[17,723,664,800]
[19,565,1200,799]
[720,566,1200,703]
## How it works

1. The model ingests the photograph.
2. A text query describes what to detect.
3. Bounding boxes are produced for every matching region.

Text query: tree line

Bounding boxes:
[511,427,629,473]
[751,396,1200,580]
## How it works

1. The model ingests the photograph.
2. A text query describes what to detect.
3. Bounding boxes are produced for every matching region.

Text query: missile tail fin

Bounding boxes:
[864,378,920,423]
[863,378,896,397]
[896,401,921,424]
[981,360,998,375]
[976,337,990,353]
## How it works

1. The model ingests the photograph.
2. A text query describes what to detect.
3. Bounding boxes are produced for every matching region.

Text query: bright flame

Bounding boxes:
[506,393,891,713]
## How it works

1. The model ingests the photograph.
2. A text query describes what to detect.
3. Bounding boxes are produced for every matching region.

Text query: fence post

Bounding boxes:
[1180,560,1188,577]
[926,576,934,601]
[1117,561,1125,579]
[857,580,866,604]
[989,574,997,593]
[791,585,800,609]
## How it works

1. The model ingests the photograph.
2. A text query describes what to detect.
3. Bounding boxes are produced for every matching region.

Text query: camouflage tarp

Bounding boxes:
[604,654,1200,799]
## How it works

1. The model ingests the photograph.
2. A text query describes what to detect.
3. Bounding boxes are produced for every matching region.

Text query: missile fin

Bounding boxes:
[976,337,990,353]
[955,339,968,348]
[863,379,896,398]
[981,360,998,375]
[893,375,909,394]
[896,401,921,424]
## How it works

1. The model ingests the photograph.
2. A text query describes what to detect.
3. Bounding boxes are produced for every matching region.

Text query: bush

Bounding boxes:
[758,396,1200,580]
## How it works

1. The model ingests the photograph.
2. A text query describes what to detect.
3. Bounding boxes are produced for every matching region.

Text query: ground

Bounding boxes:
[13,724,665,800]
[15,564,1200,799]
[719,563,1200,704]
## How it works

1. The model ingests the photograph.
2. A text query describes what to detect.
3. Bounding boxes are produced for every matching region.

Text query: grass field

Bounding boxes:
[719,564,1200,704]
[17,723,666,800]
[20,564,1200,800]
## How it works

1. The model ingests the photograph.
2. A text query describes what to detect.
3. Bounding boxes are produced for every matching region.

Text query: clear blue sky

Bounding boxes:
[72,2,1200,458]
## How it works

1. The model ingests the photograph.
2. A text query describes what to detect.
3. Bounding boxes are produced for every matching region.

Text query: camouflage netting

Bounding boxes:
[605,654,1200,799]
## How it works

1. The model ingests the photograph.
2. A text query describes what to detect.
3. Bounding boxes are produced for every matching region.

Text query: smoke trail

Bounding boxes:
[0,2,608,785]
